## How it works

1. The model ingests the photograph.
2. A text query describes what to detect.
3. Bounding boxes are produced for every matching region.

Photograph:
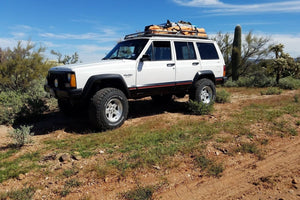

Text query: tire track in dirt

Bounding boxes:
[158,136,300,200]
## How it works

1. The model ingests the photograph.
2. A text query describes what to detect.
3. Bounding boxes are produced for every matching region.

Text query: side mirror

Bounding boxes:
[141,54,151,62]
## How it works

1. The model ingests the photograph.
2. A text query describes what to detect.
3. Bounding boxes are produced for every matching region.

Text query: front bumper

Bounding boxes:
[44,85,82,99]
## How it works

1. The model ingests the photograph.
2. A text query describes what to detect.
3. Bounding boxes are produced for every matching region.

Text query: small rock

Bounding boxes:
[99,150,105,154]
[71,154,82,161]
[153,165,161,170]
[58,153,71,162]
[292,178,299,184]
[42,153,57,161]
[18,174,25,180]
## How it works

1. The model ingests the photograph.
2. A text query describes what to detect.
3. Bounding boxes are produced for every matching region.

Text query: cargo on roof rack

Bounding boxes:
[124,20,208,40]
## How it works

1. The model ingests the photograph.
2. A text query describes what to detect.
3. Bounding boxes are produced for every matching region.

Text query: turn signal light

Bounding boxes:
[70,74,76,88]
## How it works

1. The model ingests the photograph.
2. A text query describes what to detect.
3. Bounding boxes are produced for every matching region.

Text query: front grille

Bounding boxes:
[47,72,68,89]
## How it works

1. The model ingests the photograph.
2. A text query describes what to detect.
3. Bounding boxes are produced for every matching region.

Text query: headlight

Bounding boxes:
[54,79,58,88]
[67,73,71,82]
[65,73,76,88]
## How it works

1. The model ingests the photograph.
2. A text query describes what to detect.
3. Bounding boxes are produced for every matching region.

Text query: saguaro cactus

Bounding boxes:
[231,25,242,81]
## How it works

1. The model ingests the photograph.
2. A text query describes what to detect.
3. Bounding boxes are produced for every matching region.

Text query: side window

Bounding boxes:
[197,43,219,60]
[146,41,171,61]
[175,42,196,60]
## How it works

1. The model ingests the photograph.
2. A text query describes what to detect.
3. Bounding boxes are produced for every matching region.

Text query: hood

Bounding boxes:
[49,59,135,72]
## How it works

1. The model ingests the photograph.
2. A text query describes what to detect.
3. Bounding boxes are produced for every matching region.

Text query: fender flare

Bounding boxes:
[81,74,130,100]
[193,70,216,85]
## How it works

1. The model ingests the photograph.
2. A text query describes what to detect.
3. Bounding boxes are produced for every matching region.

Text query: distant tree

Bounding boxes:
[239,31,271,76]
[0,41,51,91]
[270,44,284,59]
[269,44,298,84]
[51,50,79,65]
[210,32,232,66]
[212,31,271,78]
[231,25,242,81]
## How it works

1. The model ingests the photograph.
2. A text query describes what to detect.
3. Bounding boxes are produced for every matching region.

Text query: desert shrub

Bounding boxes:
[122,185,154,200]
[294,94,299,103]
[278,76,300,89]
[224,73,275,88]
[224,80,238,87]
[260,87,282,95]
[0,186,35,200]
[216,89,231,103]
[186,100,214,115]
[0,78,49,125]
[0,41,51,91]
[9,125,33,147]
[194,155,224,177]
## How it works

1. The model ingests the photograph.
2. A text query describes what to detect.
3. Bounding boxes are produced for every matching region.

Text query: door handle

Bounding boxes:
[167,63,175,67]
[192,62,199,66]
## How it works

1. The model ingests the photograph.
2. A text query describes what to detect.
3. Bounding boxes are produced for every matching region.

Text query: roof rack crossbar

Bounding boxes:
[124,30,208,40]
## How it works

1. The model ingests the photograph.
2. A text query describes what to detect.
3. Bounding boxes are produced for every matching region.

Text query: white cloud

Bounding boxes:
[272,34,300,58]
[173,0,300,14]
[0,38,19,49]
[39,32,100,40]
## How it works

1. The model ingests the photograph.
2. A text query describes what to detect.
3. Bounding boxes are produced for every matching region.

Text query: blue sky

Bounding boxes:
[0,0,300,62]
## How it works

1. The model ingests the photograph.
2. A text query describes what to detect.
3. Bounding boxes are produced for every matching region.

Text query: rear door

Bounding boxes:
[196,42,223,78]
[174,41,200,85]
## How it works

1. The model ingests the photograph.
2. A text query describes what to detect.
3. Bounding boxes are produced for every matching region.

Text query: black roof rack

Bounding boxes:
[124,30,209,40]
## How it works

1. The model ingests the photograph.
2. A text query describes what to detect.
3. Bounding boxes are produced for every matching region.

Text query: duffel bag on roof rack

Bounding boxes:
[144,20,208,38]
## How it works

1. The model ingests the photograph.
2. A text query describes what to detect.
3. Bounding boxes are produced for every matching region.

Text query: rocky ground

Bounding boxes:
[0,88,299,200]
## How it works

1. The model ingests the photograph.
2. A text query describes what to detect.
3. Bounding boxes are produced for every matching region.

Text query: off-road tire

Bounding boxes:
[193,78,216,104]
[89,88,128,131]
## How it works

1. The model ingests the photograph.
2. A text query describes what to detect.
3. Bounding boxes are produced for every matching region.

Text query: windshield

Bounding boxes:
[103,39,148,60]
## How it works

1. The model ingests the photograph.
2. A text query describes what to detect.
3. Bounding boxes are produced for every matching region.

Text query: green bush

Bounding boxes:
[224,80,238,87]
[294,94,299,103]
[278,76,300,89]
[0,41,51,91]
[8,125,33,147]
[186,100,214,115]
[0,78,50,125]
[224,74,276,88]
[194,155,224,177]
[260,87,282,95]
[122,185,154,200]
[216,89,231,103]
[0,186,35,200]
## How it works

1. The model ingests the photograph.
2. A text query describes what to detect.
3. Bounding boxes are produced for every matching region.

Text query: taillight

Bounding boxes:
[223,65,226,77]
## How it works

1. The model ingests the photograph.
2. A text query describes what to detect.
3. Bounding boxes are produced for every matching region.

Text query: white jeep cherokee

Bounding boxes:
[45,32,226,130]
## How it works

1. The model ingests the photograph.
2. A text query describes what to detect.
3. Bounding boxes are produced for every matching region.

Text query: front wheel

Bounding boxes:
[193,79,216,104]
[89,88,128,131]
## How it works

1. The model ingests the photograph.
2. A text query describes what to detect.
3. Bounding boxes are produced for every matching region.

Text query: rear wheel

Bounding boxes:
[89,88,128,131]
[193,79,216,104]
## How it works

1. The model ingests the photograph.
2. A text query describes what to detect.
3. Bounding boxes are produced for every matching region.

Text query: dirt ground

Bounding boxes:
[0,89,299,200]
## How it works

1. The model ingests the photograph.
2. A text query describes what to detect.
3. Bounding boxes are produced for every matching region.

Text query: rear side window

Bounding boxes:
[175,42,196,60]
[146,41,171,61]
[197,43,219,60]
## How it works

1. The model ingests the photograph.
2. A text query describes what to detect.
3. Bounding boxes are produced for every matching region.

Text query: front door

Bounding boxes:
[136,41,176,94]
